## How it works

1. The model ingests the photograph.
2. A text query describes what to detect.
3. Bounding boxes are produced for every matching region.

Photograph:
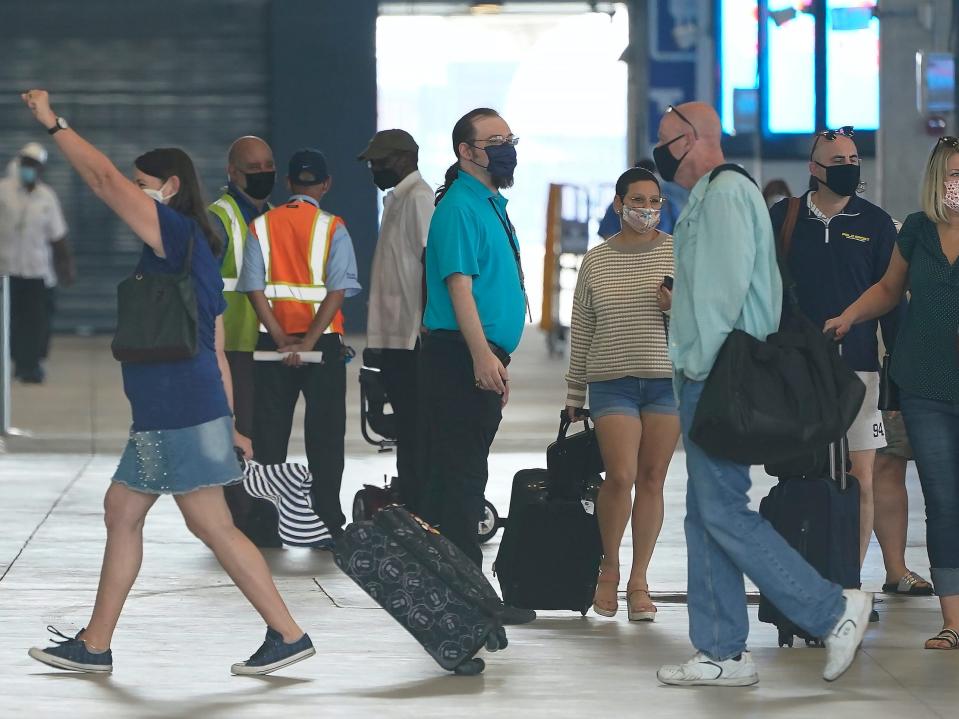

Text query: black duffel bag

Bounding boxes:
[688,307,865,467]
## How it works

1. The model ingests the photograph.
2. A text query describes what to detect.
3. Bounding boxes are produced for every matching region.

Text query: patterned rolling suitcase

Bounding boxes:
[333,506,507,675]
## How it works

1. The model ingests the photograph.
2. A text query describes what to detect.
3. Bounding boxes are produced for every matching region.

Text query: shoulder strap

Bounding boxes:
[779,197,801,258]
[708,163,758,187]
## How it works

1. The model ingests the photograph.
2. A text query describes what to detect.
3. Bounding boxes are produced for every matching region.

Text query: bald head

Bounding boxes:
[810,133,858,166]
[654,101,725,190]
[659,103,721,145]
[227,136,275,204]
[228,136,273,168]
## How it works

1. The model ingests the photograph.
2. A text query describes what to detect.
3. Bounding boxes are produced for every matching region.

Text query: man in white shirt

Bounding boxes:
[358,129,434,511]
[0,143,73,383]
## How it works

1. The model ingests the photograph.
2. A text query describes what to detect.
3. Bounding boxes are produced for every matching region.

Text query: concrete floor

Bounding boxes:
[0,334,954,718]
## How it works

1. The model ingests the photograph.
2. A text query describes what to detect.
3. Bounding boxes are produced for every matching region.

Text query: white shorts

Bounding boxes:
[847,371,886,452]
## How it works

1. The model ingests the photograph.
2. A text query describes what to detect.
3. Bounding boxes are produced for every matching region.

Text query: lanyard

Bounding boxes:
[487,196,533,322]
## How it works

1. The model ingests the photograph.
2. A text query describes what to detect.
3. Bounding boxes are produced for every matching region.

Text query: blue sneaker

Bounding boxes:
[231,627,315,676]
[28,626,113,673]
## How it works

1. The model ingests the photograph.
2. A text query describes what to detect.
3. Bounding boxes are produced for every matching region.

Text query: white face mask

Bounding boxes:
[621,206,660,234]
[142,182,176,204]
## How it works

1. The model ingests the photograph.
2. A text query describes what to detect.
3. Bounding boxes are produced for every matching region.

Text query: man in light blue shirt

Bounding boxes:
[652,103,872,688]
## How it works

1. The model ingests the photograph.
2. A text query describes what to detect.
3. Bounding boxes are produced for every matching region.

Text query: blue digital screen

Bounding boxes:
[826,1,879,130]
[766,1,816,134]
[719,0,759,134]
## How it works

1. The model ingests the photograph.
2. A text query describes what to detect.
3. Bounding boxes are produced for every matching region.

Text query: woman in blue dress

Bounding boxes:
[21,89,315,676]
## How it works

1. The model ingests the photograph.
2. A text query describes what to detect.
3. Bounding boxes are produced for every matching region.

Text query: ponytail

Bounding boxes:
[435,163,460,206]
[434,107,501,205]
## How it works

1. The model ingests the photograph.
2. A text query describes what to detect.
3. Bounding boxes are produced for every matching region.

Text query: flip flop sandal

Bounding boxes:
[882,571,934,596]
[924,628,959,650]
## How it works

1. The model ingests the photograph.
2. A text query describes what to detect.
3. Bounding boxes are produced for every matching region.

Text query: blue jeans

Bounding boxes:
[680,380,845,660]
[900,392,959,597]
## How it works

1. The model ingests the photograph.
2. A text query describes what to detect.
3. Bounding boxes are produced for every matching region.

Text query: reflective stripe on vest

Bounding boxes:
[210,194,246,287]
[250,203,343,335]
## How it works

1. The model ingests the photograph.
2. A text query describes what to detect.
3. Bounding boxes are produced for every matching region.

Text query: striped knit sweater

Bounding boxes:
[565,233,675,408]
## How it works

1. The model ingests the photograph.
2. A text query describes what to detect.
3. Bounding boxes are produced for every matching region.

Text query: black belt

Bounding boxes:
[424,329,511,367]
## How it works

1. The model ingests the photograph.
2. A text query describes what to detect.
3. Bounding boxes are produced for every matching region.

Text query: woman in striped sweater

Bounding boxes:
[565,167,681,621]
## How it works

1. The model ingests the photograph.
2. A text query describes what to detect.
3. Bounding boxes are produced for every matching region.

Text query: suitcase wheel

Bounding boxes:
[453,658,485,676]
[352,491,367,523]
[805,638,825,648]
[778,629,794,648]
[485,627,508,652]
[477,500,500,544]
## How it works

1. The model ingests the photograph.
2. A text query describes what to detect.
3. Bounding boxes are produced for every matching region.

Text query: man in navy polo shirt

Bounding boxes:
[419,108,532,624]
[770,127,901,586]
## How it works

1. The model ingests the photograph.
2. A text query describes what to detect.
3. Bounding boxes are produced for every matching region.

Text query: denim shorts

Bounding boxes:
[113,415,243,495]
[587,376,678,419]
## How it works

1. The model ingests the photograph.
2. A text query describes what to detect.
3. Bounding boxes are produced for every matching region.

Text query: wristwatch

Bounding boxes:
[47,117,68,135]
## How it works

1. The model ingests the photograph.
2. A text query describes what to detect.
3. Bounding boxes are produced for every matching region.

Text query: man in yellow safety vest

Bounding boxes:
[208,135,278,546]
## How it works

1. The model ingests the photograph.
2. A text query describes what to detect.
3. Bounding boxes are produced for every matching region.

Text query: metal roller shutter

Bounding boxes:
[0,0,270,332]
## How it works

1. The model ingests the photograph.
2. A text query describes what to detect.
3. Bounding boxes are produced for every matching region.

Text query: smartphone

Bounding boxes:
[662,275,673,290]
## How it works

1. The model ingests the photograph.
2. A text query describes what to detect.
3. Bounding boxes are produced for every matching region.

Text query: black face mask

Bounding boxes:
[813,162,860,197]
[241,170,275,200]
[470,143,517,187]
[653,135,688,183]
[372,168,401,191]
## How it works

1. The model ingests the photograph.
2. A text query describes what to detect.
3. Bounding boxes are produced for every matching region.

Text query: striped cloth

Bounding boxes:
[241,459,331,547]
[565,234,675,407]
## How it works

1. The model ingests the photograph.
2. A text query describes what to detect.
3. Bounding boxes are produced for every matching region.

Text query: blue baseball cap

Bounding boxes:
[288,148,329,185]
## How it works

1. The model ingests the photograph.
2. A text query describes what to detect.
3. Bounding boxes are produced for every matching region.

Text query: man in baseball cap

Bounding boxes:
[236,146,362,541]
[0,142,74,383]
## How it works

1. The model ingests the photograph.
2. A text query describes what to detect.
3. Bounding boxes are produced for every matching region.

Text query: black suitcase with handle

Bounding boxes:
[758,436,861,647]
[494,436,604,615]
[333,506,507,674]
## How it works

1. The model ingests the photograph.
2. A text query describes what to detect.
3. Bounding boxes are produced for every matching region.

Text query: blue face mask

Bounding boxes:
[469,142,518,184]
[482,143,517,180]
[19,165,38,186]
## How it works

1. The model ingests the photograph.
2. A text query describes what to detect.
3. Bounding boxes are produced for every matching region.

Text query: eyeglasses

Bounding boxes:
[810,126,855,159]
[665,105,699,139]
[625,194,667,210]
[937,136,959,150]
[476,135,520,147]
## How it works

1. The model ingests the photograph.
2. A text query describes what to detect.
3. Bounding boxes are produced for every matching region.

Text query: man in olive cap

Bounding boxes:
[358,129,434,511]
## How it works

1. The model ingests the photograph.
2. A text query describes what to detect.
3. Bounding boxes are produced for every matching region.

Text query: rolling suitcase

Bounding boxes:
[758,436,861,647]
[333,506,507,675]
[494,467,604,614]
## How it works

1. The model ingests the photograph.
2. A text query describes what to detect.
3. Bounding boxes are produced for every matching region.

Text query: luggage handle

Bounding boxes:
[825,329,848,492]
[558,409,592,442]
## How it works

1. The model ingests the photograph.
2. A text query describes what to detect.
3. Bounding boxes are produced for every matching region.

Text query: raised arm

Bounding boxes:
[21,90,164,255]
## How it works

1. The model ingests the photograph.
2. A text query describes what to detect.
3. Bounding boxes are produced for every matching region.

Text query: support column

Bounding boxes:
[269,0,379,333]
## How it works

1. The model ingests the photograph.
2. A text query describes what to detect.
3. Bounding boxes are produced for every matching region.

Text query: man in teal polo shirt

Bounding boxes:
[420,108,529,616]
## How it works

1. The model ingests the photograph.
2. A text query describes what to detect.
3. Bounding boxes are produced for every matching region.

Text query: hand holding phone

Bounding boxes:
[661,275,673,290]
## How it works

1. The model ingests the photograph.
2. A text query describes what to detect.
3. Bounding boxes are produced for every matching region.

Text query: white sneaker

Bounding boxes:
[657,651,759,687]
[823,589,872,681]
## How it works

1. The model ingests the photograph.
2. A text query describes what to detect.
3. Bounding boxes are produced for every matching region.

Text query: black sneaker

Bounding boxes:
[231,627,315,676]
[28,626,112,673]
[501,605,536,625]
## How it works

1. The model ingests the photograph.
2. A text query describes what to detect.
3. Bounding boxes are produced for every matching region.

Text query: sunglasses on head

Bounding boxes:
[665,104,699,140]
[937,136,959,150]
[810,126,855,159]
